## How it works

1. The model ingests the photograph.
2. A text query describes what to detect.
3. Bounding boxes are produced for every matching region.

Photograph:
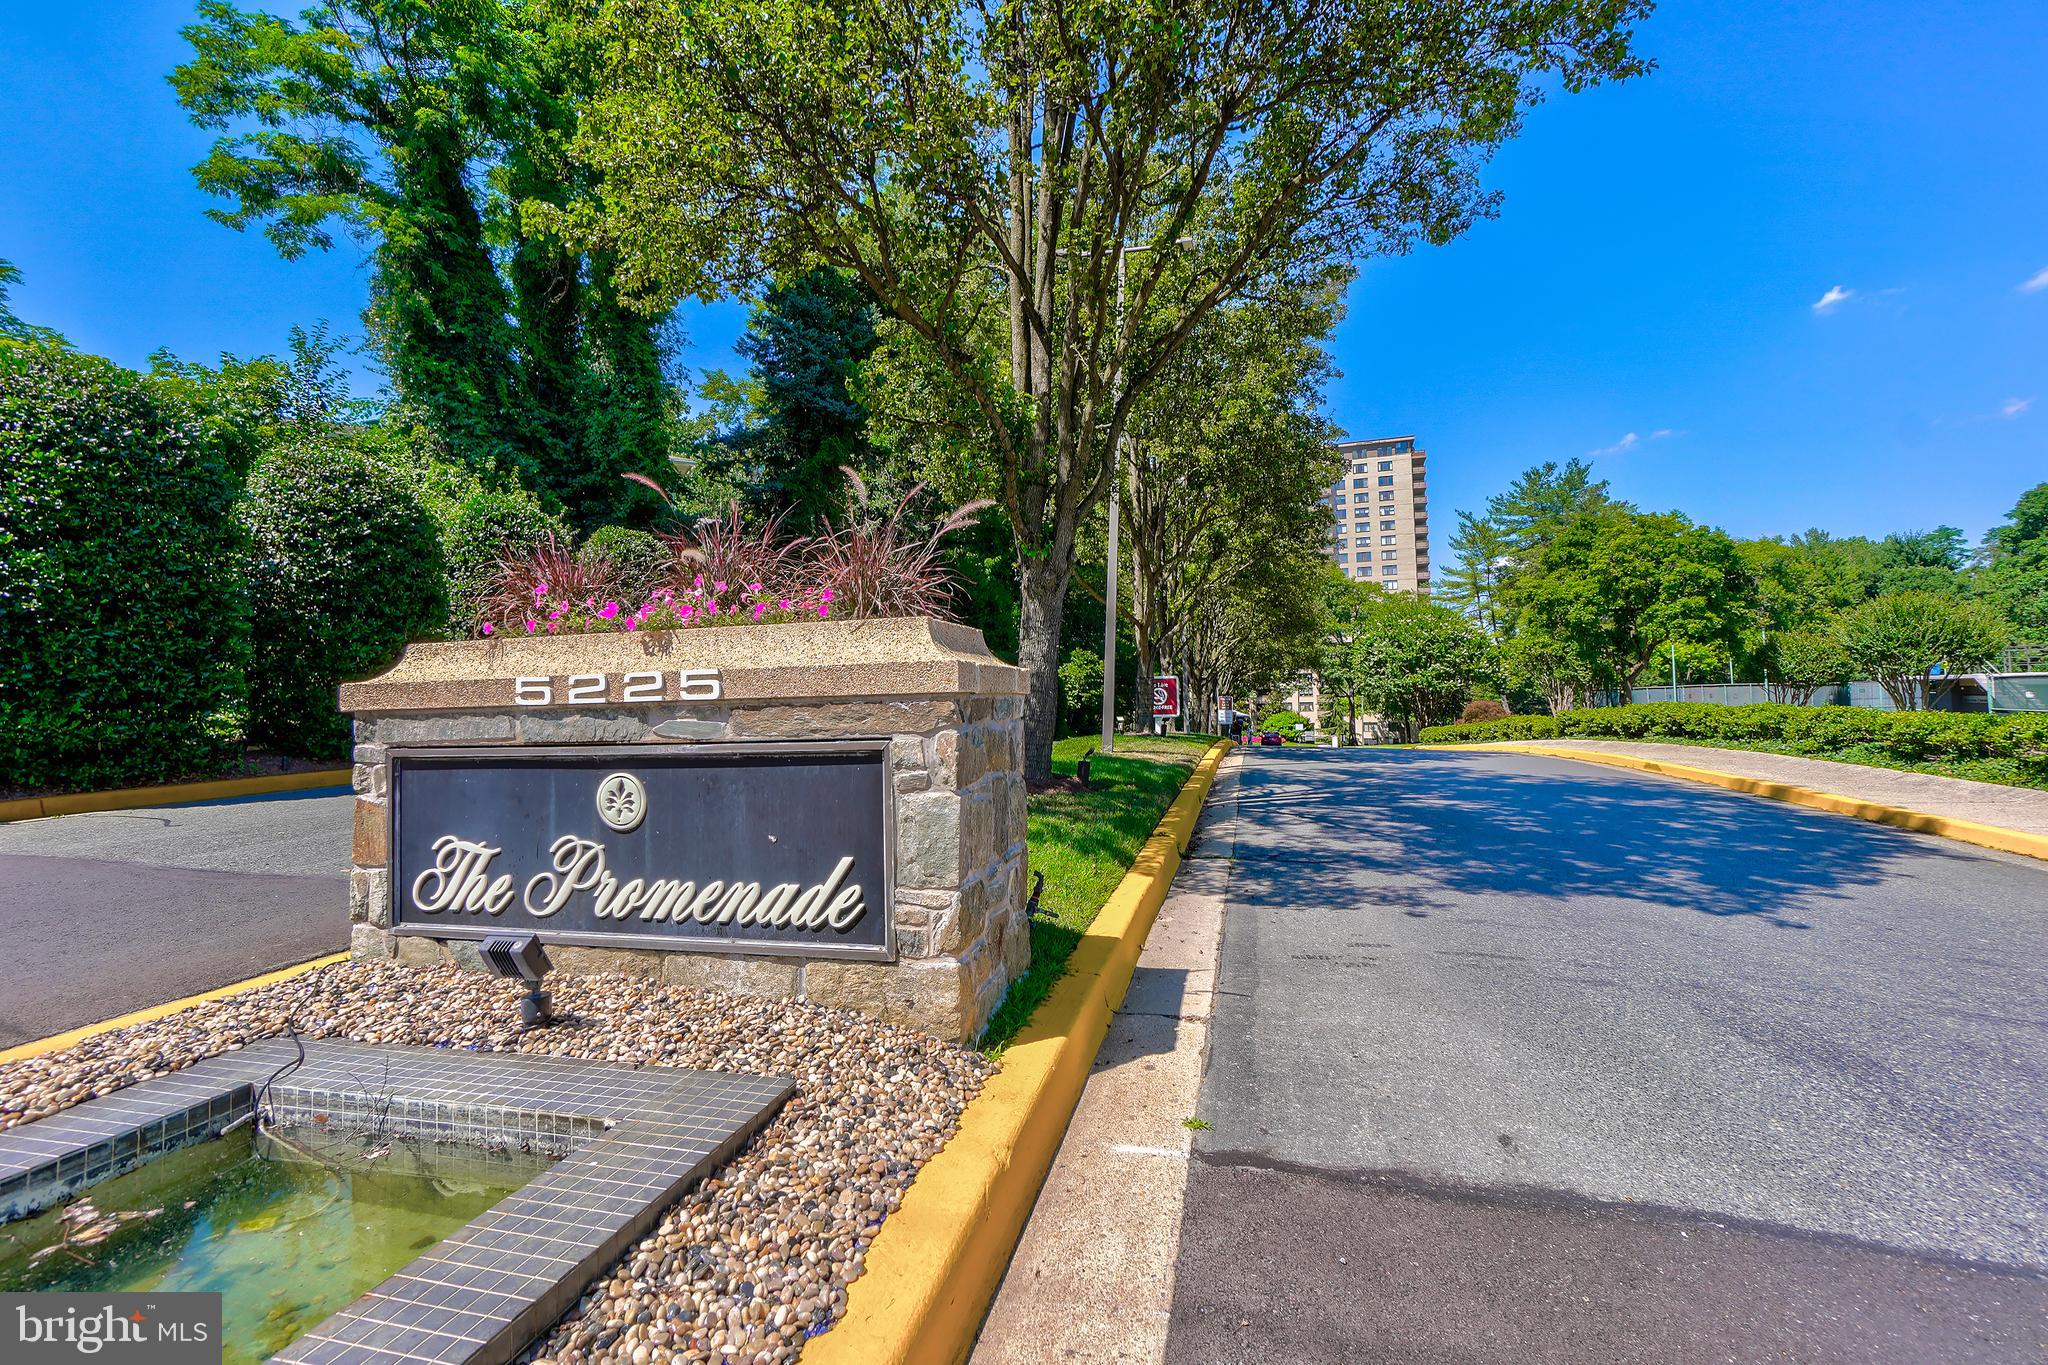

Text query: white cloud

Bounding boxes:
[2019,267,2048,294]
[1649,428,1679,440]
[1589,432,1640,457]
[1812,285,1854,314]
[2002,397,2033,419]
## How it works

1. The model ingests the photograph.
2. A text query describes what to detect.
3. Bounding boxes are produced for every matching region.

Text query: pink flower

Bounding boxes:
[820,588,835,603]
[778,598,792,611]
[597,601,620,620]
[747,582,763,594]
[752,603,767,620]
[707,601,721,616]
[624,619,638,632]
[817,603,829,618]
[524,619,538,634]
[714,581,728,594]
[680,604,694,619]
[480,622,494,637]
[535,583,548,597]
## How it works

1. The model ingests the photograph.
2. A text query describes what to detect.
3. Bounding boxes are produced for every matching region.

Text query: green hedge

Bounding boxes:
[1420,702,2048,773]
[0,345,250,790]
[241,438,445,759]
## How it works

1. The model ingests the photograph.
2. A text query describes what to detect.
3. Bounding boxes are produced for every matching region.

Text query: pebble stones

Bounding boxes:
[0,962,994,1363]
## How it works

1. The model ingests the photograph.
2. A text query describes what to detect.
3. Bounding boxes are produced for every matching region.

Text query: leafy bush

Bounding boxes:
[1460,699,1510,725]
[1423,714,1559,743]
[377,436,568,635]
[1260,709,1311,734]
[0,345,250,790]
[1420,702,2042,772]
[1057,649,1103,733]
[241,438,445,758]
[579,525,667,605]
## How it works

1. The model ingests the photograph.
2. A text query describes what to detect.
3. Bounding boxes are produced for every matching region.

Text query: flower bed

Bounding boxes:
[0,963,991,1364]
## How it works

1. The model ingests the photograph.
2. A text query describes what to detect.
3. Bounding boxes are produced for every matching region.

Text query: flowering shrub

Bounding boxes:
[470,471,983,639]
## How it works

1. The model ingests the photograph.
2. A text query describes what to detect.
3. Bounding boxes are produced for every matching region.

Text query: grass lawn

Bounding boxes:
[980,733,1216,1054]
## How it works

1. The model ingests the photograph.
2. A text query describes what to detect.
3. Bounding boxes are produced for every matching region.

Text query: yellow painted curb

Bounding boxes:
[0,768,353,824]
[803,739,1233,1365]
[0,953,351,1067]
[1423,742,2048,864]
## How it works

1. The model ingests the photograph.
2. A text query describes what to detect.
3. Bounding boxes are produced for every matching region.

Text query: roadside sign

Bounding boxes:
[1152,676,1181,720]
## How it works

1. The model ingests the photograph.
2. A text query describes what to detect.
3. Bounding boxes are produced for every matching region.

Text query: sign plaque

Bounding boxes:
[1152,676,1181,721]
[390,742,893,960]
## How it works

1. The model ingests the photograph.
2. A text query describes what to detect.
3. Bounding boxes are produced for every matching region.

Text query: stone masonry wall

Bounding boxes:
[347,694,1028,1043]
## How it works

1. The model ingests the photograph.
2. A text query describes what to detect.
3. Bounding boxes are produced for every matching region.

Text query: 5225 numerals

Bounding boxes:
[512,670,723,706]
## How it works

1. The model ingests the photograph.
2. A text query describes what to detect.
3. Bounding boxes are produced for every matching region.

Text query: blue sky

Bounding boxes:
[3,1,2043,545]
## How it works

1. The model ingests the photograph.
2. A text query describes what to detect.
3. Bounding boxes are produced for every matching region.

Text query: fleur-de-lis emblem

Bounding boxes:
[596,772,648,832]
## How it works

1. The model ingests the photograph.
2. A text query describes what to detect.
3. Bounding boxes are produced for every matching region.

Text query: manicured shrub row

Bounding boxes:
[2,344,595,784]
[1420,702,2048,772]
[241,440,446,758]
[0,347,250,790]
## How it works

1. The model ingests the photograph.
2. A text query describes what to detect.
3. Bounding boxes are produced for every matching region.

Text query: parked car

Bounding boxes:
[1259,731,1283,746]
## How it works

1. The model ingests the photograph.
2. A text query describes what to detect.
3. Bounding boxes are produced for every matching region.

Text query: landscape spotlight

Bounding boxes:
[479,933,555,1026]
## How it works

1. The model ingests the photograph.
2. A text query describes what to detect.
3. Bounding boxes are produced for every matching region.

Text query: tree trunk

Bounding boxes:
[1018,560,1071,783]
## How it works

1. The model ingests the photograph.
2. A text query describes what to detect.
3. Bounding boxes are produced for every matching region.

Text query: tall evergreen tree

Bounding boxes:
[727,268,881,534]
[172,0,674,530]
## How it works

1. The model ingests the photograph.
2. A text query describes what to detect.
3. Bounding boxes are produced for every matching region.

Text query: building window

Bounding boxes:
[1377,475,1394,486]
[1382,550,1398,561]
[1352,477,1368,489]
[1336,551,1349,561]
[1380,519,1396,531]
[1381,535,1396,545]
[1399,440,1413,452]
[1381,564,1398,576]
[1333,494,1345,504]
[1379,490,1395,502]
[1378,460,1393,471]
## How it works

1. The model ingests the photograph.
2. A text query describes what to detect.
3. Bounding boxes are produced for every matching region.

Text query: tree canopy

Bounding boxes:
[556,0,1651,777]
[172,0,677,530]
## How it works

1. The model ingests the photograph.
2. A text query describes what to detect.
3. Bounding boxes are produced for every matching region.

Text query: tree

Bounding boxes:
[1834,592,2009,711]
[560,0,1650,779]
[712,267,882,535]
[1763,628,1850,705]
[173,0,676,530]
[1440,510,1513,634]
[0,260,64,345]
[1873,526,1970,597]
[1511,506,1757,693]
[1499,630,1597,715]
[1487,457,1614,558]
[1119,270,1346,721]
[1349,592,1498,741]
[1981,483,2048,641]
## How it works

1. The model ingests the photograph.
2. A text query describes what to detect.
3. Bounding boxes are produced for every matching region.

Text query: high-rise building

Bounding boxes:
[1322,435,1431,593]
[1275,436,1432,737]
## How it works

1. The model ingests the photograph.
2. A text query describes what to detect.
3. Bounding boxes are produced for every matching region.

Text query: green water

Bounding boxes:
[0,1127,553,1365]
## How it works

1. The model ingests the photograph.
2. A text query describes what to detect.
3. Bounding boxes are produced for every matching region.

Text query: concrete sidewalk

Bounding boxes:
[1497,739,2048,838]
[971,750,1244,1365]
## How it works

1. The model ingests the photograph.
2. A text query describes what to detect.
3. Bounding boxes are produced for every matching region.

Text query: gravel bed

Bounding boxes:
[0,961,993,1363]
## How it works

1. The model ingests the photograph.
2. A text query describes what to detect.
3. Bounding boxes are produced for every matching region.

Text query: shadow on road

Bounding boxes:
[1231,747,1996,929]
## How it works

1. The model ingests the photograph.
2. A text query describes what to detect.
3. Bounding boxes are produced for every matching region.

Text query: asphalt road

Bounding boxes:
[0,788,352,1047]
[1169,747,2048,1363]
